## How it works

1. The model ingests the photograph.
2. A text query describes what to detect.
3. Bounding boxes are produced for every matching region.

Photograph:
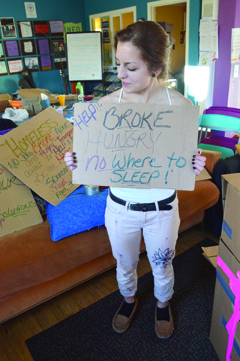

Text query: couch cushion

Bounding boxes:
[0,218,112,299]
[178,180,220,221]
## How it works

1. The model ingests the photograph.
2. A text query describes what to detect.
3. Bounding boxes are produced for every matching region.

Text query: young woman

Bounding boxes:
[64,20,205,338]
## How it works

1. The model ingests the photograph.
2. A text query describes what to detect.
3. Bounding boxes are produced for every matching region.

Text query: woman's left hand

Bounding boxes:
[192,149,206,176]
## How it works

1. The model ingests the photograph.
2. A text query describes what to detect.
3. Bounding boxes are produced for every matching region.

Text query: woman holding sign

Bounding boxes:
[64,20,205,338]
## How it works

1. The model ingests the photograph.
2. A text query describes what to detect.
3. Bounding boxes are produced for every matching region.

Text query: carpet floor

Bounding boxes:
[26,238,220,361]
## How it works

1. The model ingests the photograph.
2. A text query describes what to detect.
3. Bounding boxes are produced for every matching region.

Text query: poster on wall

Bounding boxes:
[18,21,33,38]
[53,39,67,69]
[7,59,23,74]
[0,61,8,76]
[24,2,37,19]
[0,43,4,57]
[0,18,17,39]
[20,39,36,56]
[24,57,39,71]
[49,20,64,36]
[101,20,110,44]
[231,28,240,63]
[63,22,82,43]
[4,40,20,57]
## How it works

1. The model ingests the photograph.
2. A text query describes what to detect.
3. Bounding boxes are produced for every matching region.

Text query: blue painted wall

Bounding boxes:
[1,0,201,100]
[84,0,201,67]
[0,0,86,95]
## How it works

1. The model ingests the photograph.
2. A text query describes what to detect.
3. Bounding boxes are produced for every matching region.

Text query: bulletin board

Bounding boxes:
[66,31,103,82]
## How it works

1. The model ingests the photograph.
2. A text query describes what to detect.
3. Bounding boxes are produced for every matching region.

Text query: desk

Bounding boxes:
[0,97,101,127]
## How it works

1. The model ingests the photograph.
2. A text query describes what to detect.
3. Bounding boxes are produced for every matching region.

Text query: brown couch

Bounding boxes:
[0,150,221,324]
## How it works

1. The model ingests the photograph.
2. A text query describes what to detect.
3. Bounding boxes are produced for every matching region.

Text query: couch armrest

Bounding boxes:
[201,150,221,177]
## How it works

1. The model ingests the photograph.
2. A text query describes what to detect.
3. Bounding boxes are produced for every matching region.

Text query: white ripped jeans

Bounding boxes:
[105,195,180,302]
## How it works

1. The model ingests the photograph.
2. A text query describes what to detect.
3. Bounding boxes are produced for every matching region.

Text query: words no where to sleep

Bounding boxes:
[72,102,199,191]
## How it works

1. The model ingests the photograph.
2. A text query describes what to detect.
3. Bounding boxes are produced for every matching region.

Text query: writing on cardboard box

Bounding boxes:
[73,102,199,190]
[0,108,79,206]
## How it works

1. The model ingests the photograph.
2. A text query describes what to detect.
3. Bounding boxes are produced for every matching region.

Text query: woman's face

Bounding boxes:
[116,41,153,94]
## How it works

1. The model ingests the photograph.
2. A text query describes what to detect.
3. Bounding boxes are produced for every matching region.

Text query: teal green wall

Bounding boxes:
[1,0,201,100]
[0,0,86,95]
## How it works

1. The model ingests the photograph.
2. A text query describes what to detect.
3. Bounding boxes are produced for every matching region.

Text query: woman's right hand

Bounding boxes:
[64,152,77,171]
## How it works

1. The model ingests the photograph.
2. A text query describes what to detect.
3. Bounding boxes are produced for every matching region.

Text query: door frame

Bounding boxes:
[147,0,189,96]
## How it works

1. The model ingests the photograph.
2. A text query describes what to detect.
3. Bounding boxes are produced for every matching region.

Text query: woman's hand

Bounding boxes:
[192,149,206,176]
[64,152,77,171]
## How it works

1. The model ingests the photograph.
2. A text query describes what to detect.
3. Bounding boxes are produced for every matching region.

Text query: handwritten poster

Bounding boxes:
[72,103,200,191]
[37,39,50,54]
[231,28,240,63]
[0,164,43,237]
[40,55,52,70]
[8,59,23,74]
[50,20,63,34]
[0,108,79,206]
[5,40,19,57]
[19,21,33,37]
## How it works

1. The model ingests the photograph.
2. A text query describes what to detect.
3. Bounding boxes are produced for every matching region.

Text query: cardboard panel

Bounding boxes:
[73,103,199,190]
[221,173,240,262]
[0,164,43,237]
[0,107,79,205]
[17,89,58,104]
[210,241,240,361]
[0,94,12,112]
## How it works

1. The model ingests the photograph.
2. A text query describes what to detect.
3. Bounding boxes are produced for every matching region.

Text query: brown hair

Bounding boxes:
[114,21,171,80]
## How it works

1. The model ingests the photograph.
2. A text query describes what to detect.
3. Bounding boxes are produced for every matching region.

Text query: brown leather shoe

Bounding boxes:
[112,298,138,333]
[155,303,174,339]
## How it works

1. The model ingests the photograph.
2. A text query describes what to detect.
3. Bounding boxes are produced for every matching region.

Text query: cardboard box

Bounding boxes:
[202,245,219,267]
[0,94,12,113]
[210,240,240,361]
[221,173,240,262]
[17,89,58,104]
[0,164,43,237]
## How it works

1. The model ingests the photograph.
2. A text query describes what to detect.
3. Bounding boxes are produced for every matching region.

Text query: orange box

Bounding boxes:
[10,100,22,109]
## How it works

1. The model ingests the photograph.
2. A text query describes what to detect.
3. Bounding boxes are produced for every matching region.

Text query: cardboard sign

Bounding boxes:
[72,103,199,190]
[0,107,79,205]
[0,164,43,237]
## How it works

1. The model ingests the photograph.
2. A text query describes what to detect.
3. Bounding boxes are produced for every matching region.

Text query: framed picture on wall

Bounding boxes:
[37,38,50,55]
[0,60,8,76]
[24,57,39,71]
[7,58,23,74]
[0,42,4,58]
[40,55,52,71]
[0,18,17,39]
[49,20,64,36]
[33,21,49,37]
[20,39,36,56]
[52,38,67,69]
[18,21,33,38]
[4,40,20,57]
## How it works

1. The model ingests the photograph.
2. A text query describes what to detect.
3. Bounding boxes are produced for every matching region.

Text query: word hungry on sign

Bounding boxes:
[73,102,199,191]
